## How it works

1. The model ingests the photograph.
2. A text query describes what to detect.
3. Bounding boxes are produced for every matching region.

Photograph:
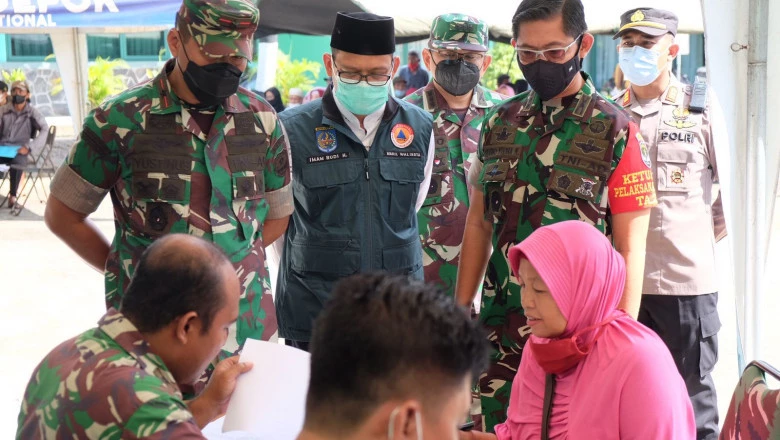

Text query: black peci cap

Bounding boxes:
[331,11,395,55]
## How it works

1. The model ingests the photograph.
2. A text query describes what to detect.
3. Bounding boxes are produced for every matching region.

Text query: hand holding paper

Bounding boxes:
[220,340,310,439]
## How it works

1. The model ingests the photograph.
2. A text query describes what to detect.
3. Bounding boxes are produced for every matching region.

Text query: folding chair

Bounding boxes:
[719,360,780,440]
[2,125,57,216]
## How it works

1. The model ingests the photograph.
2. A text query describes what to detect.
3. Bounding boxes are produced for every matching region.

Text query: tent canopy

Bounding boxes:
[256,0,704,43]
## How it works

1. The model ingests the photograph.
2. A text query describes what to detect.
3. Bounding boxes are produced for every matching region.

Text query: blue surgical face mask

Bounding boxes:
[618,46,662,87]
[394,89,406,98]
[334,77,390,116]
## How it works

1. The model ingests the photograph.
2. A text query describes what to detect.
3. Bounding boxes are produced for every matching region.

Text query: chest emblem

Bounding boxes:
[575,138,602,155]
[576,178,597,198]
[671,168,685,184]
[315,127,338,153]
[391,123,415,148]
[664,108,697,129]
[637,133,652,168]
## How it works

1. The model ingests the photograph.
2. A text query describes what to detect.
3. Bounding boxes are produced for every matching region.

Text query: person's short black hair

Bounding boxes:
[511,0,587,40]
[0,81,7,93]
[408,50,419,58]
[392,76,407,85]
[120,234,231,334]
[497,74,511,85]
[305,273,489,434]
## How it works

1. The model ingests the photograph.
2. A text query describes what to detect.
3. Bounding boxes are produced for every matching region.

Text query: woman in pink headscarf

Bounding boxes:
[464,220,694,440]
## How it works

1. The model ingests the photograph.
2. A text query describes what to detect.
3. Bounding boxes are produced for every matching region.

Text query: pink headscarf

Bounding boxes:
[495,220,695,440]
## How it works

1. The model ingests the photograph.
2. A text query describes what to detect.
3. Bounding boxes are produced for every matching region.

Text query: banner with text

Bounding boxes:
[0,0,180,28]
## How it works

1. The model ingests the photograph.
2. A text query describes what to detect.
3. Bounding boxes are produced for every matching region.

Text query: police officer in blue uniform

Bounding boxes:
[277,12,435,350]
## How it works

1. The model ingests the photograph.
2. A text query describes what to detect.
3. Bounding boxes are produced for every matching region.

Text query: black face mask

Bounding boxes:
[11,94,26,105]
[179,45,242,106]
[434,59,481,96]
[518,42,582,101]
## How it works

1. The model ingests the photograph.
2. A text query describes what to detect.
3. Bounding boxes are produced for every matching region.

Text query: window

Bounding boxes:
[126,32,167,59]
[4,32,168,62]
[87,34,121,60]
[7,34,53,60]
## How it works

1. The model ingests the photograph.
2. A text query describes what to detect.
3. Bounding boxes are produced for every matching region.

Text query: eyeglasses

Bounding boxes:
[514,35,582,64]
[333,62,393,86]
[431,49,485,64]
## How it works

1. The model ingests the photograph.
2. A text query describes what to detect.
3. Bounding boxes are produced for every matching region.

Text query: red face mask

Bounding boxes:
[409,61,419,71]
[528,315,619,375]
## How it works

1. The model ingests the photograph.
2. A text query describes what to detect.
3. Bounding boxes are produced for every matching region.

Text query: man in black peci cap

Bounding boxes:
[276,12,435,351]
[614,7,727,440]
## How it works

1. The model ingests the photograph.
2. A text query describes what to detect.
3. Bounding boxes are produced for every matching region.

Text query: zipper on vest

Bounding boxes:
[364,154,372,270]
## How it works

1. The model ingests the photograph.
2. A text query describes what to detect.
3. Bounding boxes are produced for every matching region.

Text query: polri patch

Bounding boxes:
[315,126,338,153]
[391,123,414,148]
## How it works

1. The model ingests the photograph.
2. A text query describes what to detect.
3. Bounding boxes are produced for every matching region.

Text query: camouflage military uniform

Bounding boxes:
[406,84,505,295]
[48,0,292,362]
[470,73,657,431]
[17,309,204,439]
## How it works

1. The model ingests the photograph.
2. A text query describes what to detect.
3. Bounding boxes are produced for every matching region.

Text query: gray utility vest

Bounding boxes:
[277,90,432,341]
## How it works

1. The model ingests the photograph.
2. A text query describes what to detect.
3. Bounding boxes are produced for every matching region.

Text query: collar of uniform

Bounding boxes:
[150,59,249,116]
[97,308,176,385]
[419,82,495,113]
[525,71,596,115]
[321,84,400,126]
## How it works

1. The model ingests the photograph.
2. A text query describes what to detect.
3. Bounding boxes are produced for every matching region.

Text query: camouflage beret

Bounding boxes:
[176,0,259,59]
[428,13,489,53]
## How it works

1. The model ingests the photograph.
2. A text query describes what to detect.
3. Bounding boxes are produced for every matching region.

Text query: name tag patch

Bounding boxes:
[384,151,422,158]
[308,152,350,164]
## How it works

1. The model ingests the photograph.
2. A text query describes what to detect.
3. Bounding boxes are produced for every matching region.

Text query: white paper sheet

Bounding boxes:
[221,339,310,439]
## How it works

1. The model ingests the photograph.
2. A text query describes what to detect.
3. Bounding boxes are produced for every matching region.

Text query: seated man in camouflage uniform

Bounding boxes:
[17,235,253,439]
[455,0,657,431]
[45,0,291,365]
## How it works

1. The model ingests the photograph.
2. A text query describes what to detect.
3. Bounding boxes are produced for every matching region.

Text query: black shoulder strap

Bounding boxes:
[542,373,556,440]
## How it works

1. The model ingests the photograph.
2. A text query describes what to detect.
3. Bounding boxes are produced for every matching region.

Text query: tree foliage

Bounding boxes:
[275,51,321,104]
[49,56,130,109]
[2,69,27,83]
[483,42,523,91]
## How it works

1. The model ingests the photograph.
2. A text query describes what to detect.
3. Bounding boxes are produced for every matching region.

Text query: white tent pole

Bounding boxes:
[744,0,768,363]
[49,28,88,135]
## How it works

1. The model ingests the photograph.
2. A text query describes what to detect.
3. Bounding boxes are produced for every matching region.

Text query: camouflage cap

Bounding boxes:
[176,0,259,60]
[428,13,489,52]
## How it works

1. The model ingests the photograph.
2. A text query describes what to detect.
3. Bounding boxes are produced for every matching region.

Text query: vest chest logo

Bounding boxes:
[664,108,697,129]
[391,123,415,148]
[315,126,338,153]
